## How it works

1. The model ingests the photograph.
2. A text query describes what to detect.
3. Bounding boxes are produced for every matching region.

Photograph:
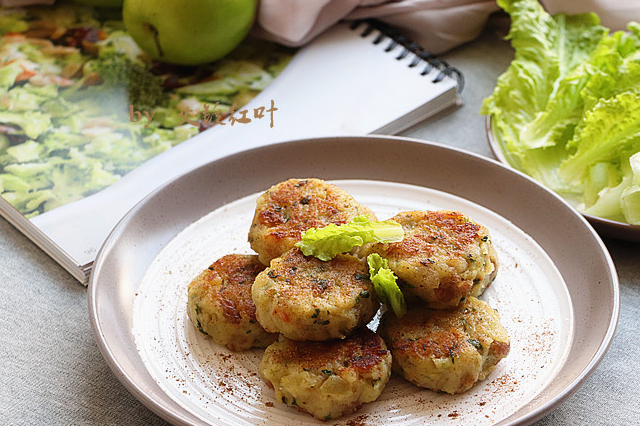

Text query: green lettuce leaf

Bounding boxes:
[482,0,606,147]
[367,253,406,318]
[519,30,633,151]
[621,152,640,224]
[0,111,51,139]
[0,173,30,192]
[559,92,640,184]
[481,0,608,193]
[6,140,42,163]
[582,175,629,221]
[578,24,640,113]
[0,62,22,94]
[581,162,624,208]
[482,0,640,225]
[2,84,58,111]
[295,215,404,261]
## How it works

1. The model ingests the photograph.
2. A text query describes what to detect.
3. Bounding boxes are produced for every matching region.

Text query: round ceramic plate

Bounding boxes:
[486,115,640,242]
[89,136,618,426]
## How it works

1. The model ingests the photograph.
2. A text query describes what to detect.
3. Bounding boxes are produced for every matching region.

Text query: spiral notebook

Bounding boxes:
[262,20,462,138]
[0,11,462,283]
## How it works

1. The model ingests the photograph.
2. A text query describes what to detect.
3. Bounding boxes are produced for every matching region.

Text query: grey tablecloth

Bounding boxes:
[1,20,639,426]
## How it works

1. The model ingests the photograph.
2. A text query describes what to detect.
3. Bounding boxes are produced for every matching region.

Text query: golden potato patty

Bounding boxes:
[187,254,277,351]
[378,297,510,394]
[366,210,498,309]
[248,178,376,265]
[252,247,379,341]
[259,328,392,421]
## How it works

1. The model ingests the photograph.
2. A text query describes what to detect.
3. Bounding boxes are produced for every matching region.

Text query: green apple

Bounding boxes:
[123,0,257,66]
[73,0,124,8]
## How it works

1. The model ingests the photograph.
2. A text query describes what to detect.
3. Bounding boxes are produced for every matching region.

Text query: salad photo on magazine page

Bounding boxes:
[0,1,462,282]
[0,2,295,279]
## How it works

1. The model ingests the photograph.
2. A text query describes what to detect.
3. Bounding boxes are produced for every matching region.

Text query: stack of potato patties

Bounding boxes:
[370,210,511,395]
[187,178,510,422]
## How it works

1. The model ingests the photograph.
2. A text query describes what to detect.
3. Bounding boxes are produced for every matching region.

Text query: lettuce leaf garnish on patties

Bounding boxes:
[367,253,406,318]
[295,215,404,261]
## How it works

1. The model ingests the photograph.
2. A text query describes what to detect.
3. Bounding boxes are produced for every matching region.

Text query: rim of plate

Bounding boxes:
[89,135,619,426]
[485,115,640,241]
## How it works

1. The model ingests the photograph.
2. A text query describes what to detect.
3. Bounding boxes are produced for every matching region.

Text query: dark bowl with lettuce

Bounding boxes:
[482,0,640,241]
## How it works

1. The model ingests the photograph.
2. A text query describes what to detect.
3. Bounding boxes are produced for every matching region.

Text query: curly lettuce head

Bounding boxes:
[482,0,640,225]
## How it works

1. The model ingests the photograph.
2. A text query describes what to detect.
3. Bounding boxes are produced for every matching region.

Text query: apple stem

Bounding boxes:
[144,22,164,58]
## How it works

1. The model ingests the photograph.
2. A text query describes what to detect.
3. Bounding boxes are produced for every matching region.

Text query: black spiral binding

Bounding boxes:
[349,20,464,92]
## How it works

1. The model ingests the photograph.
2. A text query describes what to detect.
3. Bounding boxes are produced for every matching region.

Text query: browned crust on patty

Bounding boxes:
[385,211,483,258]
[196,254,266,323]
[367,210,498,309]
[378,297,510,393]
[266,328,389,375]
[252,247,378,341]
[269,248,372,302]
[381,298,508,360]
[248,178,375,264]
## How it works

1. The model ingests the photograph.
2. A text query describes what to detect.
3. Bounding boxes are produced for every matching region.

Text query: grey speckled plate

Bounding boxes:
[89,135,618,426]
[486,115,640,242]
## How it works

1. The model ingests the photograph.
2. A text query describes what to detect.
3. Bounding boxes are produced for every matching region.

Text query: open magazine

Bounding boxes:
[0,2,461,283]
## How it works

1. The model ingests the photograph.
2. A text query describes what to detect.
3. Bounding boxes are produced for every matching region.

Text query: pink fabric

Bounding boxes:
[254,0,499,54]
[540,0,640,31]
[4,0,640,53]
